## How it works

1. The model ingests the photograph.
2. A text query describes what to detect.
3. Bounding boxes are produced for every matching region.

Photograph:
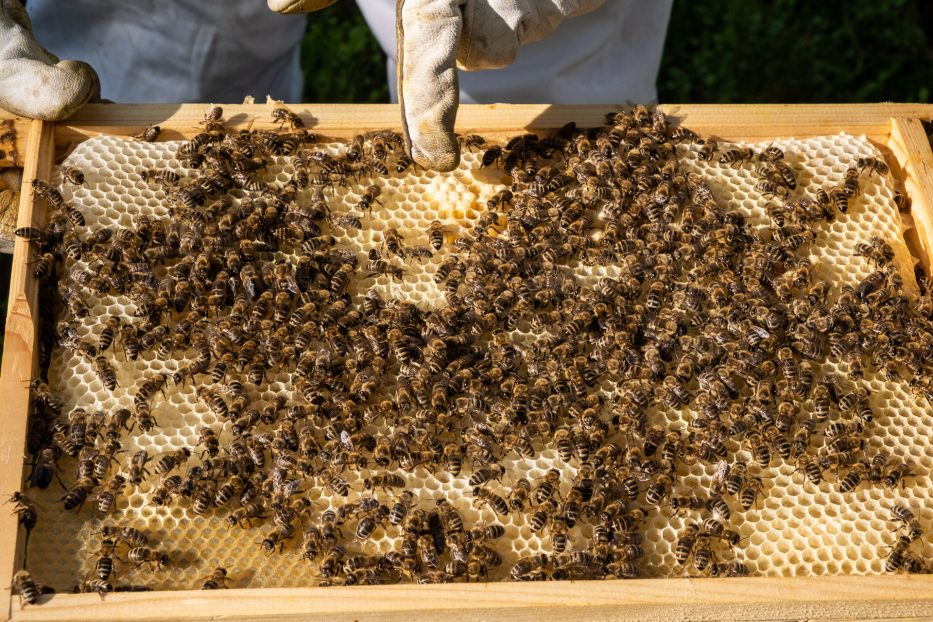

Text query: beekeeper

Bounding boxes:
[0,0,671,171]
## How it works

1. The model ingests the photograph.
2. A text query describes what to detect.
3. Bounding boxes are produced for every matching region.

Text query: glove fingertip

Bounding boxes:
[413,143,460,173]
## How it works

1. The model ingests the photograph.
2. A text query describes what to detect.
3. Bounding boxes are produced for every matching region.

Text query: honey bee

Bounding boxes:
[31,179,66,211]
[709,562,749,577]
[837,463,868,493]
[882,462,915,489]
[427,499,461,536]
[884,535,916,573]
[675,523,700,565]
[428,220,446,251]
[759,145,784,162]
[773,160,797,189]
[95,474,127,514]
[830,187,851,213]
[387,490,415,526]
[5,492,38,532]
[13,570,52,607]
[857,157,889,176]
[481,145,503,167]
[719,147,754,167]
[61,476,96,511]
[200,567,229,590]
[272,105,304,129]
[746,432,771,468]
[93,356,117,391]
[396,154,415,173]
[61,165,86,186]
[469,465,506,488]
[135,373,167,407]
[893,189,910,213]
[458,134,486,151]
[135,124,161,142]
[196,386,229,419]
[128,546,170,570]
[755,179,789,199]
[688,138,718,163]
[840,166,860,197]
[31,251,57,281]
[154,448,191,475]
[201,104,224,126]
[355,505,389,540]
[364,473,405,492]
[321,469,349,497]
[358,184,383,212]
[739,477,763,510]
[140,169,180,187]
[890,504,923,540]
[92,539,117,581]
[645,473,672,506]
[667,126,698,143]
[77,578,114,598]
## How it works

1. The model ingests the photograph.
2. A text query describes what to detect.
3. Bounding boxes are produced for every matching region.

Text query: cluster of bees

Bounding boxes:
[77,526,170,596]
[11,102,933,601]
[887,504,926,573]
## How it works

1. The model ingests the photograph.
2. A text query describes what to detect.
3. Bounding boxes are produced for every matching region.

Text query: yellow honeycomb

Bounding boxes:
[21,130,932,591]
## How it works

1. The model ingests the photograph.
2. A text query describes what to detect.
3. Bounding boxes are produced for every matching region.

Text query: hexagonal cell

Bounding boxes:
[24,129,933,590]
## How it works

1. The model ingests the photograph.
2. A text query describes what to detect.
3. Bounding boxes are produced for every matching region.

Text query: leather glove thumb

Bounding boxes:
[267,0,340,14]
[0,0,99,120]
[397,0,605,171]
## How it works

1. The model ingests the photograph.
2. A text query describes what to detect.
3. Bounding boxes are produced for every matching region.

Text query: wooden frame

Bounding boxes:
[3,104,933,621]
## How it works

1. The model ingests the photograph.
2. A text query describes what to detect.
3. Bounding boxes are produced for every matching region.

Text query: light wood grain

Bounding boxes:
[8,575,933,622]
[55,103,933,146]
[0,120,54,622]
[889,118,933,277]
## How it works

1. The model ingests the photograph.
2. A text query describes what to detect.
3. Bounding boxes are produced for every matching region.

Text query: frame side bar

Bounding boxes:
[0,120,55,621]
[889,118,933,275]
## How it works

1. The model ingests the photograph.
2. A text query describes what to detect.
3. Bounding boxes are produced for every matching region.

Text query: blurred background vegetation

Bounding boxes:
[2,0,932,361]
[302,0,933,104]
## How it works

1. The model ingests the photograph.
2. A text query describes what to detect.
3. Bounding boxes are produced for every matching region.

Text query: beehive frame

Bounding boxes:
[3,104,933,621]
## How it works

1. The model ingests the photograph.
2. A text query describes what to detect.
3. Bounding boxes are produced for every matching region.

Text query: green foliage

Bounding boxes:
[300,2,389,103]
[659,0,932,103]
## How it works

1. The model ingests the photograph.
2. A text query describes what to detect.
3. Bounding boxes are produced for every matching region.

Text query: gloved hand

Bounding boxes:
[267,0,340,14]
[397,0,606,171]
[0,0,99,120]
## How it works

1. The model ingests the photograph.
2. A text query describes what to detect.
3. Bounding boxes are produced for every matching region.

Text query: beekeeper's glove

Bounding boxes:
[271,0,606,172]
[267,0,340,13]
[396,0,606,171]
[0,0,99,120]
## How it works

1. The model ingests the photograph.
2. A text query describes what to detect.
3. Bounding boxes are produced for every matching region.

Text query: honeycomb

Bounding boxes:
[20,126,933,592]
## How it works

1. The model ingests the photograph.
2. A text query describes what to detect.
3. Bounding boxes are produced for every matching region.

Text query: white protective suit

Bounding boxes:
[26,1,671,107]
[26,0,307,103]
